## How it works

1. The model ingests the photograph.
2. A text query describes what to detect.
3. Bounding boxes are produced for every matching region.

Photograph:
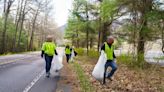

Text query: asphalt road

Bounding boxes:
[0,52,59,92]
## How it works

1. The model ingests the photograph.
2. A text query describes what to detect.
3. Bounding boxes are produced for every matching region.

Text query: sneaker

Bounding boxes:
[55,70,59,72]
[46,72,50,78]
[107,77,113,81]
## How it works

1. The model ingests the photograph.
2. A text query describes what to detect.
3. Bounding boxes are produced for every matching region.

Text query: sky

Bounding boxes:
[53,0,73,27]
[0,0,73,27]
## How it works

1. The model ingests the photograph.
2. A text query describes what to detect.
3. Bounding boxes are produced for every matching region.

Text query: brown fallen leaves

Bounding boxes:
[77,56,164,92]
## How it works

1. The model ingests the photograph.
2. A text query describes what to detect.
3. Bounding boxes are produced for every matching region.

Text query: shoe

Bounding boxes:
[46,72,50,78]
[107,77,113,81]
[102,82,106,85]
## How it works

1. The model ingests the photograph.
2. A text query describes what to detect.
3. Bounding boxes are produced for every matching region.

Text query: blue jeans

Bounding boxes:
[103,60,117,83]
[44,54,53,73]
[66,54,71,63]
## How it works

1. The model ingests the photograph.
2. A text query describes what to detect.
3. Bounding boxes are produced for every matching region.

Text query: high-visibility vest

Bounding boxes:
[105,42,114,60]
[42,42,56,56]
[65,48,71,54]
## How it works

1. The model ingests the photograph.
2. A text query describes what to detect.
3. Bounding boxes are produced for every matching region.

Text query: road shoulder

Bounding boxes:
[56,59,81,92]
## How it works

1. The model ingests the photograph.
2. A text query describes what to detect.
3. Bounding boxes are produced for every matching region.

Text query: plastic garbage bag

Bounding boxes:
[114,58,117,63]
[92,51,107,81]
[52,55,63,72]
[70,50,75,62]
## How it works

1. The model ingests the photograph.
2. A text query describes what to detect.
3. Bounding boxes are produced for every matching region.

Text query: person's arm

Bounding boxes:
[101,44,105,51]
[113,52,116,58]
[55,50,58,55]
[54,44,58,55]
[41,43,45,58]
[74,50,77,56]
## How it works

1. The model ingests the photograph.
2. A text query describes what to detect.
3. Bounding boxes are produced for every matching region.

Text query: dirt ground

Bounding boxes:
[56,58,81,92]
[76,56,164,92]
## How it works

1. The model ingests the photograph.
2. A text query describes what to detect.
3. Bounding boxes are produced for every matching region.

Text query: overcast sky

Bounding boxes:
[0,0,73,27]
[53,0,73,27]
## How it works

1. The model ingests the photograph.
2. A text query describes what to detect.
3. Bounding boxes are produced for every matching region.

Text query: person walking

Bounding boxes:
[101,36,117,84]
[41,35,58,78]
[65,45,72,63]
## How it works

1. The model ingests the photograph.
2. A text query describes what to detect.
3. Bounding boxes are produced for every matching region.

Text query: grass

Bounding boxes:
[71,62,95,92]
[116,54,154,69]
[154,56,164,60]
[88,49,99,59]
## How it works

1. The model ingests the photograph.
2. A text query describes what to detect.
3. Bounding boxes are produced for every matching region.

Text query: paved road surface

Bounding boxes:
[0,51,59,92]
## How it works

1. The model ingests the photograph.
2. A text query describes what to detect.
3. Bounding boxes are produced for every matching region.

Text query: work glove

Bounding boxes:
[41,54,44,58]
[55,50,58,55]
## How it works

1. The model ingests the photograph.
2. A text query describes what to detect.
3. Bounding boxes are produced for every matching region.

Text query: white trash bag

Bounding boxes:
[92,51,107,81]
[70,50,75,62]
[52,55,63,72]
[114,58,117,63]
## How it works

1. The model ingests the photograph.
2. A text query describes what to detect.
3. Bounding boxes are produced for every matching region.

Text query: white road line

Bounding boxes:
[23,70,44,92]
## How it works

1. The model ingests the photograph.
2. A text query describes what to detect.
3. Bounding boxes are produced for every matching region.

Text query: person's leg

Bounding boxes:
[44,55,49,73]
[66,54,69,63]
[107,61,117,78]
[47,56,53,73]
[103,61,110,84]
[68,54,71,61]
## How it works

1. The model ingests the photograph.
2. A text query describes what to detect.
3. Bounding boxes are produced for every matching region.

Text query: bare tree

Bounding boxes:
[17,0,29,50]
[0,0,15,54]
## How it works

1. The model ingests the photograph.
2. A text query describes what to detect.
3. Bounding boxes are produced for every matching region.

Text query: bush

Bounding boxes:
[117,54,150,69]
[117,54,133,65]
[75,48,84,56]
[88,49,99,58]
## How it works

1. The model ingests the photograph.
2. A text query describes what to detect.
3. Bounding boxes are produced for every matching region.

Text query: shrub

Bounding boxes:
[88,49,99,58]
[75,48,84,56]
[117,54,150,69]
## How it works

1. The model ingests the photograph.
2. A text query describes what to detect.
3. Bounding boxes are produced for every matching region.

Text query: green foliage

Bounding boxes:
[117,54,150,69]
[72,62,95,92]
[0,17,28,53]
[75,48,84,56]
[100,0,118,22]
[117,54,133,65]
[88,49,99,58]
[65,0,99,48]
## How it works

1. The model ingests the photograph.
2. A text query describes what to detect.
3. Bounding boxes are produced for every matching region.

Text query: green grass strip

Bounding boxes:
[72,62,95,92]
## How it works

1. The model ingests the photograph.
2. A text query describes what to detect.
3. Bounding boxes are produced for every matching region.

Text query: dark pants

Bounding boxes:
[103,61,117,84]
[66,54,71,63]
[44,54,53,73]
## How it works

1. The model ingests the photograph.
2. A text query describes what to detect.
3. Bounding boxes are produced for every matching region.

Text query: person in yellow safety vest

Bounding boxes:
[41,35,58,78]
[101,36,117,84]
[65,45,72,63]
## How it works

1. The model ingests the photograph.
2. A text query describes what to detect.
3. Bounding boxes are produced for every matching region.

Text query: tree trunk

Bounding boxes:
[97,18,101,51]
[12,0,22,52]
[101,22,108,43]
[17,0,28,51]
[161,20,164,53]
[76,29,79,48]
[0,0,14,54]
[86,2,89,54]
[29,8,39,51]
[1,12,8,54]
[137,0,152,61]
[90,37,93,49]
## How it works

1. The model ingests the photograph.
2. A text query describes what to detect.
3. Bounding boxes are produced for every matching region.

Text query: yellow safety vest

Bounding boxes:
[42,42,56,56]
[65,48,71,54]
[105,42,114,60]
